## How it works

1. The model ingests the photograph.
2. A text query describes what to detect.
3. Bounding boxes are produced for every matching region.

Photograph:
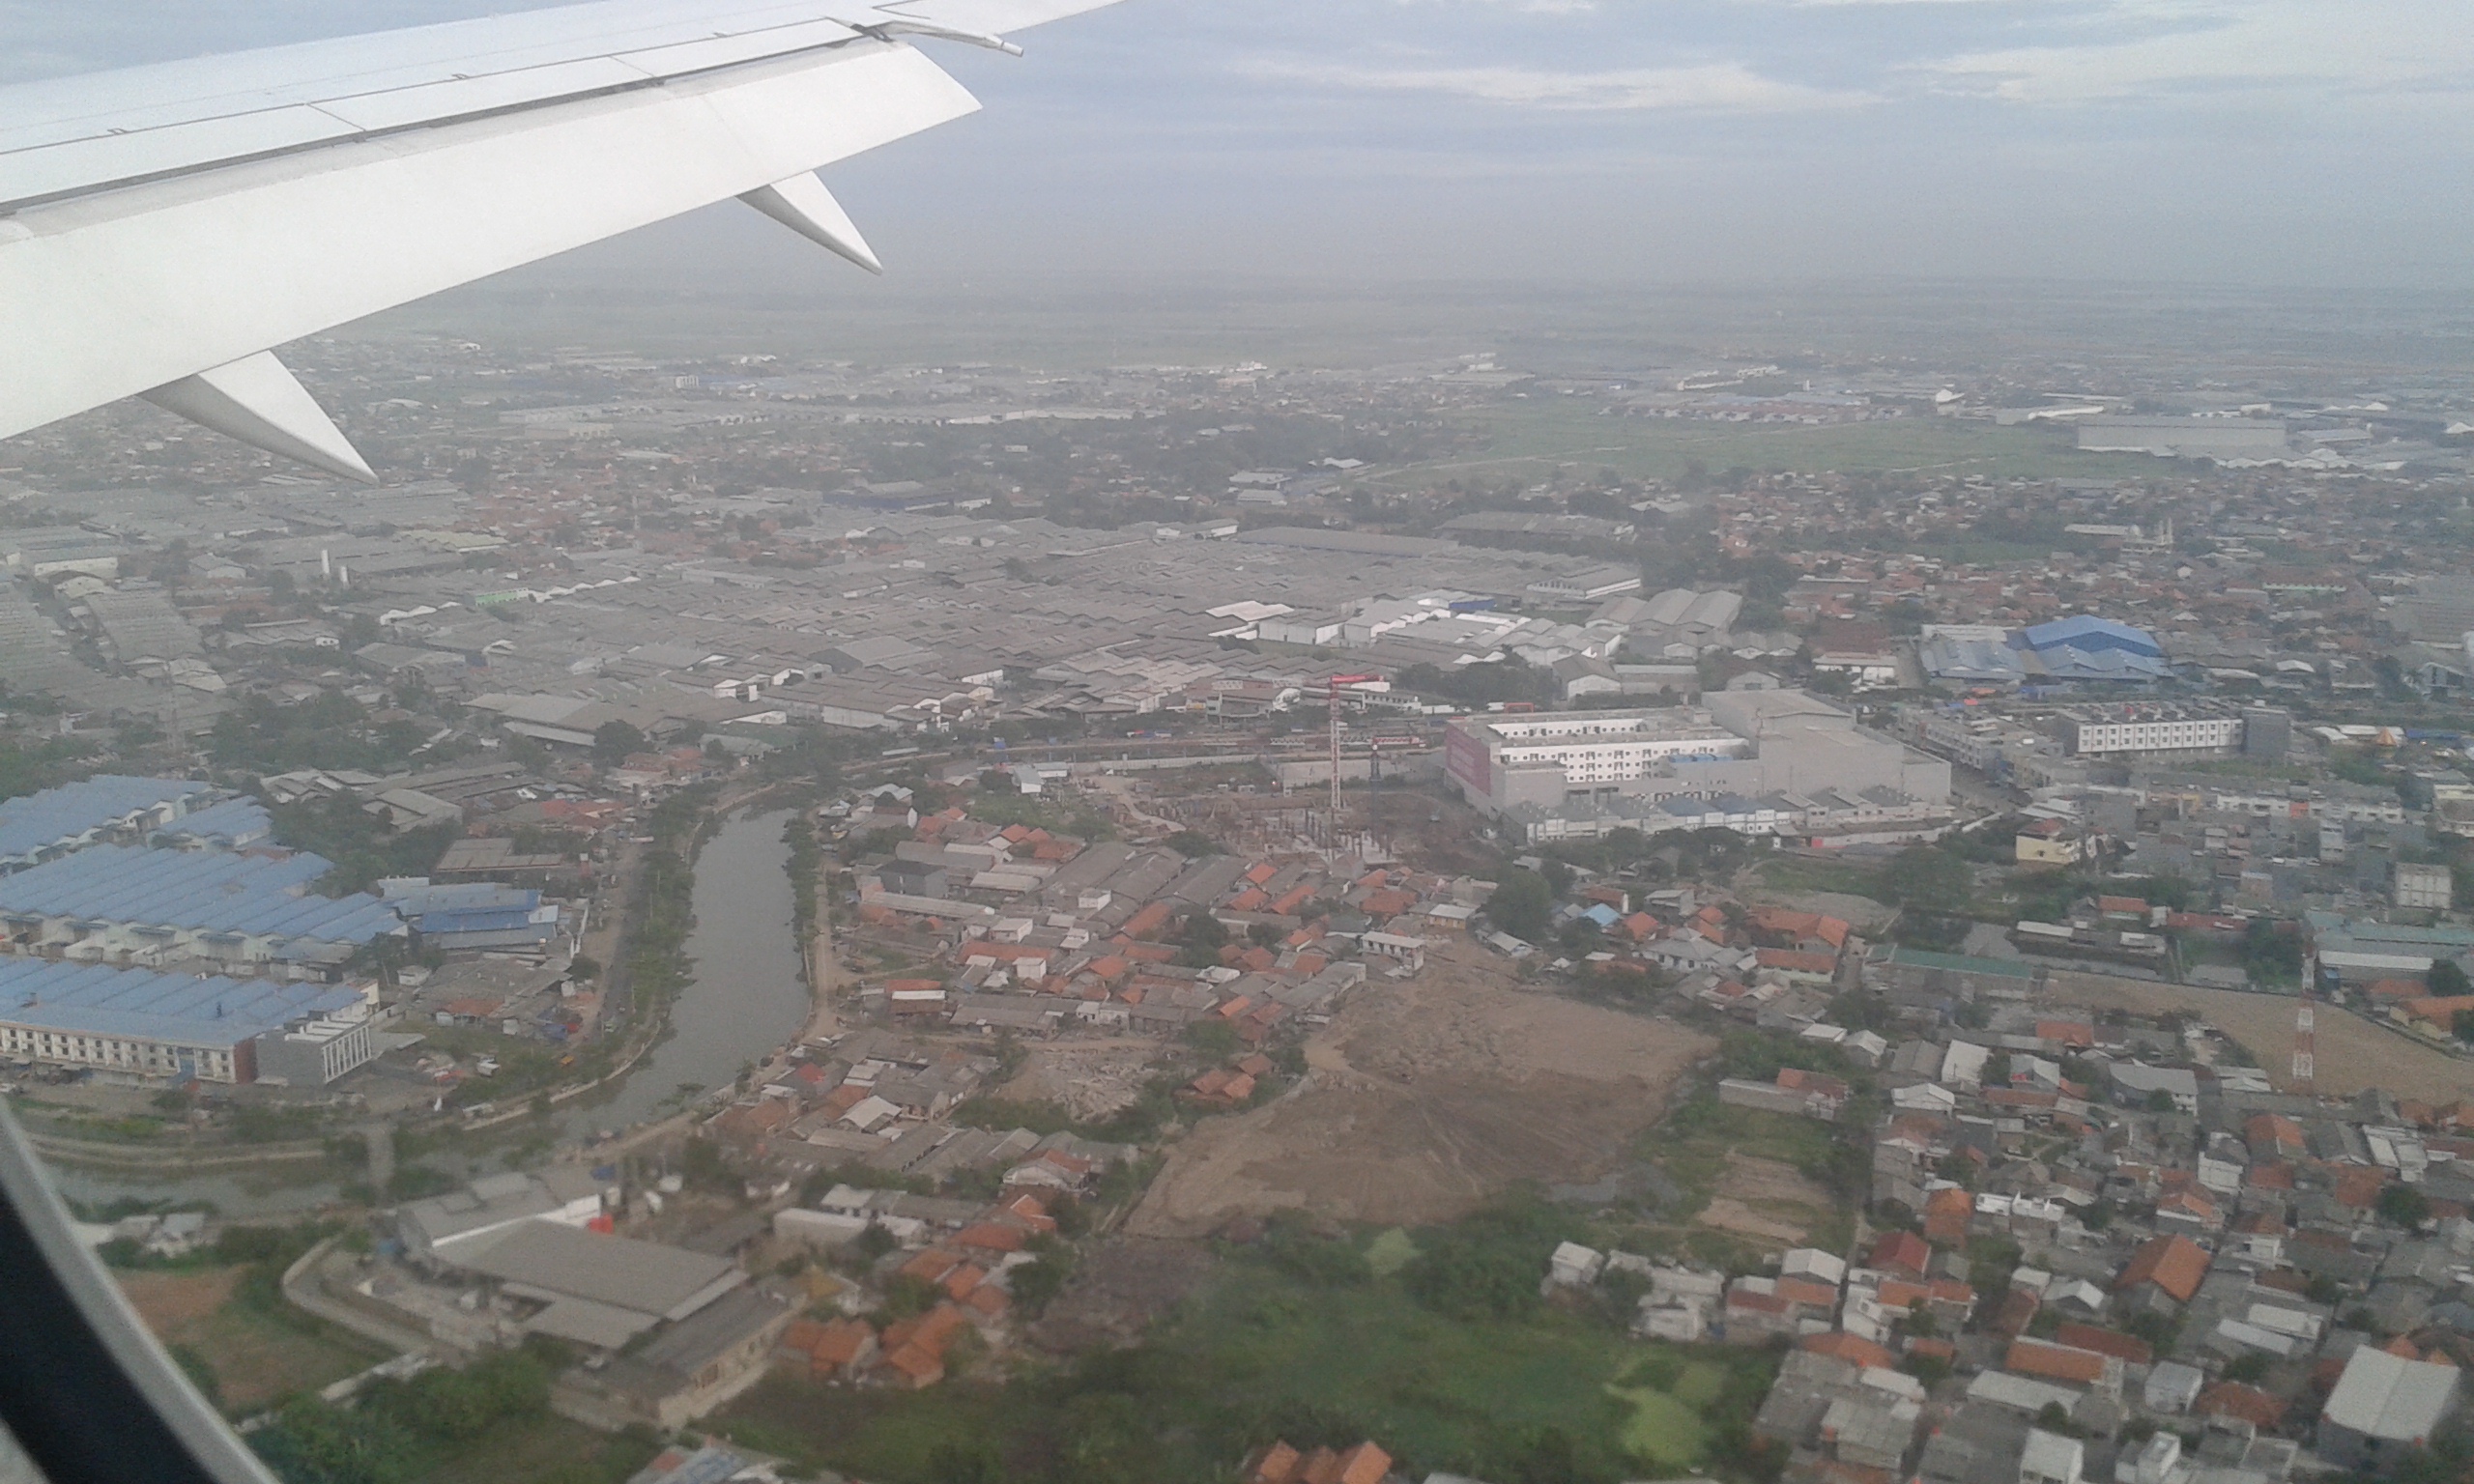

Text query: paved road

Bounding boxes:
[280,1236,436,1357]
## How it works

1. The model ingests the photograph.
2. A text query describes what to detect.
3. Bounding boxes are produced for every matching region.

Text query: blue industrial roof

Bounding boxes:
[381,881,544,935]
[2016,616,2164,658]
[0,958,357,1048]
[2022,644,2172,683]
[151,798,273,850]
[1920,636,2028,683]
[0,776,211,863]
[0,845,404,944]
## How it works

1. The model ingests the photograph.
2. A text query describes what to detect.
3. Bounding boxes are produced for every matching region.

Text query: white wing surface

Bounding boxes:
[0,0,1124,478]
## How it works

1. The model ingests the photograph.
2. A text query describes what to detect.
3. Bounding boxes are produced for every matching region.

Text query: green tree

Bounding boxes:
[1008,1255,1072,1316]
[1883,844,1971,909]
[2242,919,2305,986]
[2378,1182,2432,1229]
[1489,869,1553,942]
[592,720,648,766]
[2431,959,2471,998]
[1174,908,1230,969]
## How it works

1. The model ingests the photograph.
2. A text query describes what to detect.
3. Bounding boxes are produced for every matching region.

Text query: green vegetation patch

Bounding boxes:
[1393,400,2165,485]
[1611,1386,1706,1470]
[1364,1227,1420,1277]
[1752,854,1888,903]
[720,1205,1784,1484]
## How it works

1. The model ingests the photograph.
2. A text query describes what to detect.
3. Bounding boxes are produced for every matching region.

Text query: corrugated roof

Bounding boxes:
[0,958,356,1046]
[151,797,272,847]
[2324,1345,2460,1441]
[0,775,209,862]
[0,843,403,943]
[452,1219,743,1320]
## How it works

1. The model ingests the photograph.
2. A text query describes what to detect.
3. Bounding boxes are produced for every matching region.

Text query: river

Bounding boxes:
[49,806,811,1218]
[559,806,810,1134]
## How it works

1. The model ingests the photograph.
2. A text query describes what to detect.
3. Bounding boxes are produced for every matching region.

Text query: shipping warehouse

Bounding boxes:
[0,958,372,1084]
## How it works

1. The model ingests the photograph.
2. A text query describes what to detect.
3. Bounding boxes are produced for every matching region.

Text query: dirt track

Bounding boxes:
[2041,980,2474,1104]
[1129,944,1714,1235]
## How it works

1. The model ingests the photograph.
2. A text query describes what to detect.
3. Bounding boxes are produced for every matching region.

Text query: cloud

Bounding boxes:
[1238,57,1873,112]
[1388,0,1602,13]
[1917,1,2474,103]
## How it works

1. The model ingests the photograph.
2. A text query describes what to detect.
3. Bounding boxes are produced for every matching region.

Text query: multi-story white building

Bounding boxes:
[1447,692,1953,843]
[2397,862,2455,912]
[1460,710,1751,789]
[2059,703,2245,760]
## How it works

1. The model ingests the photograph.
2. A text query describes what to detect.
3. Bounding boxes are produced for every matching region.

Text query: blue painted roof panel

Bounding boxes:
[0,844,401,944]
[0,776,211,861]
[152,797,273,846]
[0,957,357,1046]
[2017,616,2163,658]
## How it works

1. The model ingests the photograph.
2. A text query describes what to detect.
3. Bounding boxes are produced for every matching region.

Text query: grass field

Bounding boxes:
[417,1414,656,1484]
[1750,854,1890,903]
[1609,1355,1730,1469]
[1371,400,2165,486]
[118,1267,386,1415]
[718,1234,1781,1484]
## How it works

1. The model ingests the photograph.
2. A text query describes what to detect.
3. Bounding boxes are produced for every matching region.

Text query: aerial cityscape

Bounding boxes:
[0,271,2470,1484]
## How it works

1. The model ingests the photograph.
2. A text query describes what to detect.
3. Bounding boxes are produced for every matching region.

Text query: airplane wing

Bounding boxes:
[0,0,1126,479]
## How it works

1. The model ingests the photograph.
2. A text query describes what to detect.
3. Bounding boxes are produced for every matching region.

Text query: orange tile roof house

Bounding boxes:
[2006,1338,2115,1389]
[1249,1441,1393,1484]
[2054,1323,2152,1365]
[779,1317,877,1380]
[1746,906,1851,953]
[1923,1186,1976,1244]
[1801,1331,1898,1371]
[2195,1381,2287,1430]
[2115,1234,2210,1304]
[1869,1230,1931,1279]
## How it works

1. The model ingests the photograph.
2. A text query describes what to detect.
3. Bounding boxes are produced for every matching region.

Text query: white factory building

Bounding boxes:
[1445,691,1953,845]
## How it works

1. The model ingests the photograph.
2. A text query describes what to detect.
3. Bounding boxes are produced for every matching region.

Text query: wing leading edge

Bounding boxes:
[0,0,1126,477]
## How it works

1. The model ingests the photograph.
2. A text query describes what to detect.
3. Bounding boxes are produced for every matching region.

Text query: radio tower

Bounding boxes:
[2291,995,2316,1097]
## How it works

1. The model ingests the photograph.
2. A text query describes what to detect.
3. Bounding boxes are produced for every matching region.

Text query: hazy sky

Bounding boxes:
[8,0,2473,291]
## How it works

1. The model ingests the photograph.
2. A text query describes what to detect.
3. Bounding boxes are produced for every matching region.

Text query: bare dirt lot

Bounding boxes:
[119,1267,379,1413]
[1129,943,1715,1236]
[1694,1157,1831,1245]
[2042,980,2474,1104]
[1028,1237,1220,1353]
[996,1040,1164,1122]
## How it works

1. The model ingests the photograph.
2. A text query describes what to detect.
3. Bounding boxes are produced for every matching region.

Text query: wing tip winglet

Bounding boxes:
[740,174,884,275]
[141,352,379,485]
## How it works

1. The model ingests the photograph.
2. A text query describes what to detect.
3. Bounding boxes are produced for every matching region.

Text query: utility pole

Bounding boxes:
[1327,673,1377,838]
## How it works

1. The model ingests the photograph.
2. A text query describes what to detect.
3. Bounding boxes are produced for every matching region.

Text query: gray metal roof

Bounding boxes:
[451,1219,743,1321]
[2323,1346,2460,1441]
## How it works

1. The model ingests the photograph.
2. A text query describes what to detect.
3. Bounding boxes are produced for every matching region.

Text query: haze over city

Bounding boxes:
[10,4,2474,1484]
[11,0,2474,288]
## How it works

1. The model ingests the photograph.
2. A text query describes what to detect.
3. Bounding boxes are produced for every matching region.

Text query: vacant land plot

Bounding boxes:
[1695,1157,1834,1246]
[1747,856,1891,912]
[1131,944,1714,1235]
[1026,1238,1218,1353]
[118,1267,381,1413]
[995,1041,1163,1122]
[2042,979,2474,1103]
[1369,401,2160,487]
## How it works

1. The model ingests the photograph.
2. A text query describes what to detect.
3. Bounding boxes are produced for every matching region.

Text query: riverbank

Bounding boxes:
[51,782,820,1207]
